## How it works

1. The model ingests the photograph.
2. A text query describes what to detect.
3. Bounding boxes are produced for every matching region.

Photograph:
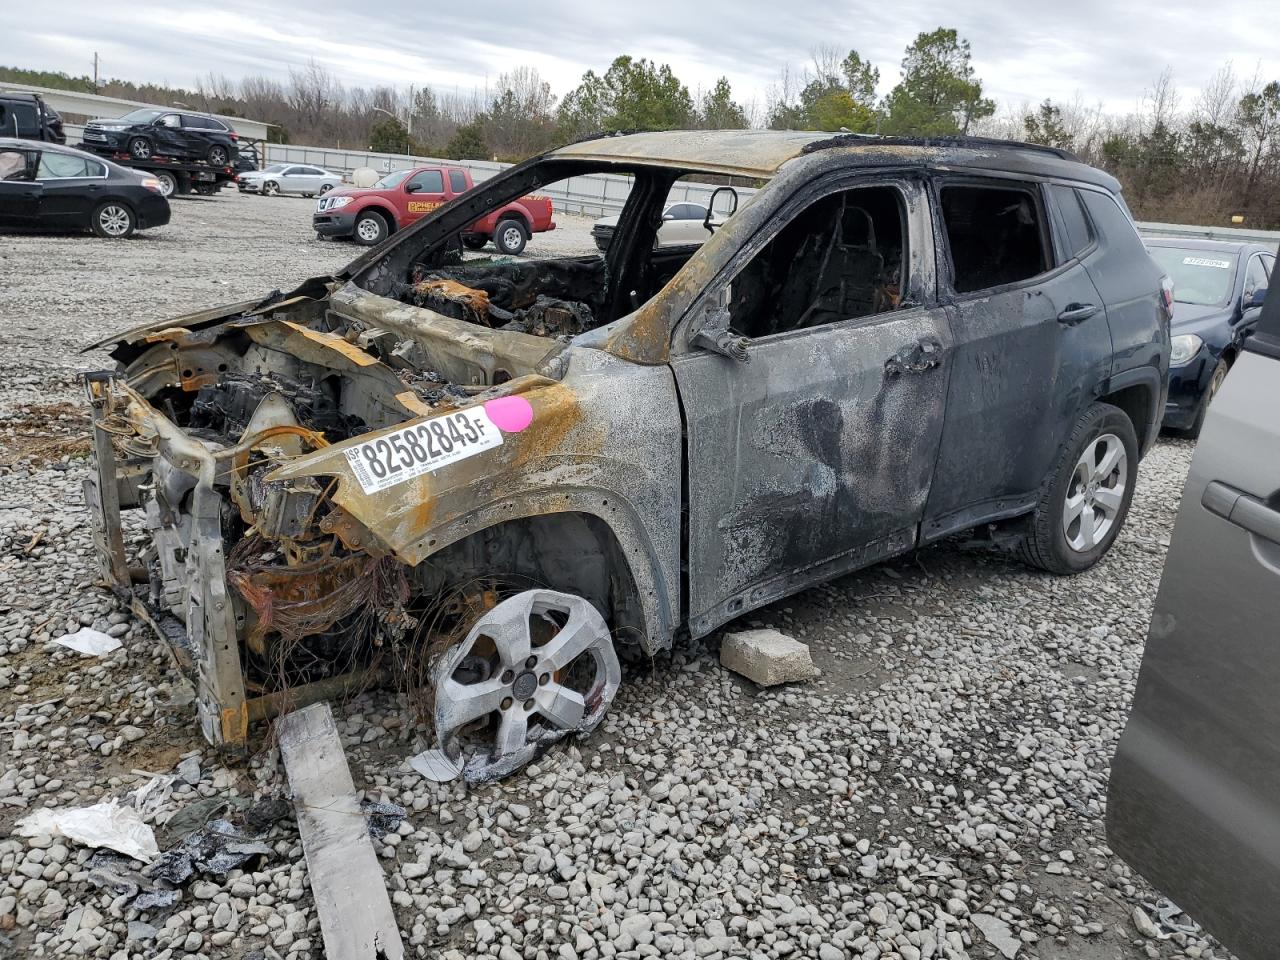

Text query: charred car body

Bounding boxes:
[83,130,1169,781]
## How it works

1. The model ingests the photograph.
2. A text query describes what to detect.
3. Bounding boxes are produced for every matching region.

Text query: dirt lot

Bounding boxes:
[0,191,1222,960]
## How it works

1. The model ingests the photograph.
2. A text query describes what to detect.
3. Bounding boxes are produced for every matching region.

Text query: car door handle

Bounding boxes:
[885,338,942,376]
[1202,480,1280,546]
[1057,303,1099,325]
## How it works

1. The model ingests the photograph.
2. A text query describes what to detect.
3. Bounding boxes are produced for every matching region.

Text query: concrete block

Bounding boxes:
[720,629,817,686]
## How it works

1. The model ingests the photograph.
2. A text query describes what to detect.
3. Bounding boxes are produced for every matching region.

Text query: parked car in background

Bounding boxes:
[0,138,169,237]
[593,201,716,251]
[1146,237,1274,437]
[234,140,265,175]
[239,163,342,197]
[81,109,239,167]
[0,92,65,143]
[312,164,555,249]
[1108,246,1280,960]
[83,131,1168,779]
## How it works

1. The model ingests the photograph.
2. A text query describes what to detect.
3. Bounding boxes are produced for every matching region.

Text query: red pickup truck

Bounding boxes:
[312,164,555,252]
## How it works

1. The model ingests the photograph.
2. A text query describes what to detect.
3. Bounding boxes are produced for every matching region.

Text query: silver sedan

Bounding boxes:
[238,163,342,197]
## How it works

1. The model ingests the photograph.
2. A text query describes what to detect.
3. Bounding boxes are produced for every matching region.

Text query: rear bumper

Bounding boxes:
[313,211,356,237]
[136,195,171,229]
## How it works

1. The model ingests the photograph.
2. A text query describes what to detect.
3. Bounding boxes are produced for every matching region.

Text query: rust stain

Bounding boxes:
[283,322,380,367]
[416,279,492,319]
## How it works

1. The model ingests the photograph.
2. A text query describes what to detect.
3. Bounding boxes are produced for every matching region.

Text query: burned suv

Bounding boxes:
[83,131,1170,781]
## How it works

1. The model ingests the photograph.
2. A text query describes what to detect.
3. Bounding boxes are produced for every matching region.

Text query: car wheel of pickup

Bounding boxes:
[262,180,280,196]
[431,589,621,782]
[1017,402,1138,574]
[494,218,528,255]
[91,201,136,238]
[128,136,153,160]
[353,210,389,245]
[462,234,488,250]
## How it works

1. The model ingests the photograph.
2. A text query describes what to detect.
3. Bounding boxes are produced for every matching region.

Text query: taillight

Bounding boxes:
[1160,275,1175,319]
[230,132,238,140]
[140,177,163,194]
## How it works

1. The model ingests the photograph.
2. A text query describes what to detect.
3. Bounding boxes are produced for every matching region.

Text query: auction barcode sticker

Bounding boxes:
[1182,257,1232,269]
[343,408,502,494]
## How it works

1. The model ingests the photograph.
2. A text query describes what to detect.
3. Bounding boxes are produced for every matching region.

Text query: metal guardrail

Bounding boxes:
[1136,221,1280,244]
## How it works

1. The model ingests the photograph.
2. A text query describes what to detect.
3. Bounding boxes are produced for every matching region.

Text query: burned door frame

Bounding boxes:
[670,173,953,638]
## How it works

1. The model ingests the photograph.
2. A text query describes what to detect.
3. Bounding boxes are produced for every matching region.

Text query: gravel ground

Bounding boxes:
[0,191,1224,960]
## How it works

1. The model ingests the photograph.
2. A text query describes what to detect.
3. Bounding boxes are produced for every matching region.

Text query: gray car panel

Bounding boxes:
[1108,281,1280,958]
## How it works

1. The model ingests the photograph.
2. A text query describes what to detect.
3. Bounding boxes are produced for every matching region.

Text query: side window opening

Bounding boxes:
[1050,184,1093,260]
[448,169,468,193]
[0,149,30,180]
[729,184,907,339]
[407,169,445,193]
[940,184,1049,294]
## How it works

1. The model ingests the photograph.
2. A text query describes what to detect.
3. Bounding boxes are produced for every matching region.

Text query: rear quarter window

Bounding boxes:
[1049,185,1093,259]
[448,169,467,193]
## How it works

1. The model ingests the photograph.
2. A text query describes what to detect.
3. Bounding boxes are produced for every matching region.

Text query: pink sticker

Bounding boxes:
[483,395,534,433]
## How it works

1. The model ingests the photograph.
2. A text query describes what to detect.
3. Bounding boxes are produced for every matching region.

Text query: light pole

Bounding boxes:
[371,107,409,155]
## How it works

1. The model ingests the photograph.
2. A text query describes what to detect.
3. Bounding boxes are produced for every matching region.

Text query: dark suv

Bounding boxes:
[0,92,65,143]
[83,131,1169,779]
[81,108,238,166]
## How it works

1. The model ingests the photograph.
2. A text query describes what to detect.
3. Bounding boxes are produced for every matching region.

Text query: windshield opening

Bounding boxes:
[1149,246,1236,306]
[117,109,165,124]
[373,169,412,189]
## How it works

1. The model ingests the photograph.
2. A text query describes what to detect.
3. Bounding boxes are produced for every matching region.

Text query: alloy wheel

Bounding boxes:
[1062,433,1127,552]
[432,589,621,782]
[97,205,132,237]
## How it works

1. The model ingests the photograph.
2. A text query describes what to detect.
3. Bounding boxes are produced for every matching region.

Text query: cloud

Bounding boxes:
[3,0,1276,119]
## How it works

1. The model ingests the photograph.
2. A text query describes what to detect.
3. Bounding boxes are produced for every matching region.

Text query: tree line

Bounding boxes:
[3,29,1278,227]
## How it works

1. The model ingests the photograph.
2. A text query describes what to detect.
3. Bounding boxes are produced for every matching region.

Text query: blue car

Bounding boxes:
[1146,237,1275,437]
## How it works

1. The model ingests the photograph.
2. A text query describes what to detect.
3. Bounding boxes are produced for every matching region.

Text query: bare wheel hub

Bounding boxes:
[432,589,620,782]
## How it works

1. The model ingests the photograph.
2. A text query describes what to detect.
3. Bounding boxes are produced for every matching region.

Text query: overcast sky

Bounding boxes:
[4,0,1276,119]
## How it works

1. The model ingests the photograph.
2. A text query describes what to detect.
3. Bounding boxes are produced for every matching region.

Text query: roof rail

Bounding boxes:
[802,133,1080,163]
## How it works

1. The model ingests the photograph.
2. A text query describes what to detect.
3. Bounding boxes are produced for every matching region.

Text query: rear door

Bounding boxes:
[0,147,41,226]
[1108,252,1280,960]
[33,151,107,227]
[403,168,446,223]
[921,177,1112,540]
[153,113,186,156]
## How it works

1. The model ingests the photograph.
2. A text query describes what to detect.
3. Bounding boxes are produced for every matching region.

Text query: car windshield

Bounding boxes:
[372,170,412,189]
[116,109,165,124]
[1149,246,1237,306]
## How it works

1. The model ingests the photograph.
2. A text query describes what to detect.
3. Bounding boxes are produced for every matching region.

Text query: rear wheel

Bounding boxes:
[319,183,333,195]
[1187,358,1229,440]
[207,144,230,166]
[462,234,488,250]
[127,136,153,160]
[1017,402,1138,574]
[493,218,528,255]
[91,201,136,238]
[353,210,389,246]
[153,170,178,198]
[262,180,280,196]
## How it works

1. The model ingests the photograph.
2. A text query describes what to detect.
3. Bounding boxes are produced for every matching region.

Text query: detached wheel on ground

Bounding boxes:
[1187,358,1229,440]
[462,234,488,250]
[91,202,136,239]
[127,137,153,160]
[153,170,178,198]
[1017,401,1138,574]
[493,218,528,256]
[431,589,621,782]
[262,180,280,196]
[207,145,230,166]
[353,210,389,246]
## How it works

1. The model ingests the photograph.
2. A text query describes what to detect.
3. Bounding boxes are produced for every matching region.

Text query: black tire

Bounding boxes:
[1016,402,1138,575]
[153,170,178,198]
[1186,358,1229,440]
[263,180,280,196]
[128,136,153,160]
[207,144,230,166]
[302,193,314,199]
[462,234,488,250]
[90,201,136,238]
[319,183,333,195]
[353,210,389,246]
[493,218,528,255]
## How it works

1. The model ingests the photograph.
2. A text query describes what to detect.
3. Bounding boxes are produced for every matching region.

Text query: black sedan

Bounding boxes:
[81,108,239,166]
[0,138,170,238]
[1146,237,1275,437]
